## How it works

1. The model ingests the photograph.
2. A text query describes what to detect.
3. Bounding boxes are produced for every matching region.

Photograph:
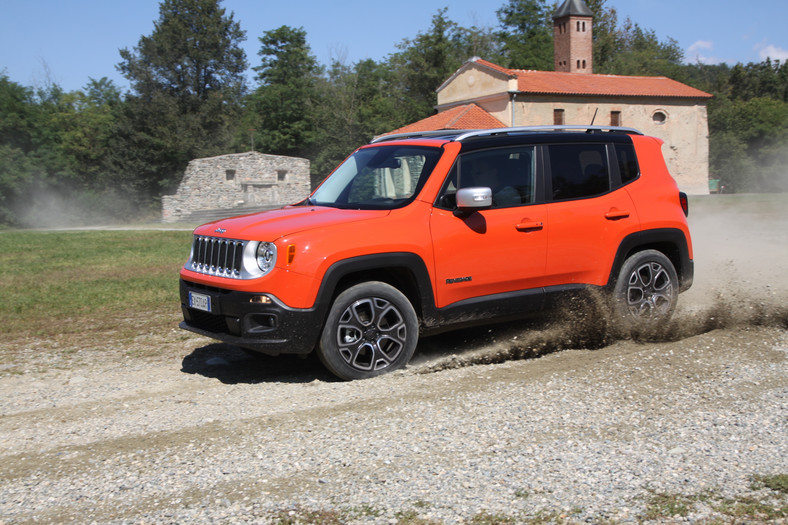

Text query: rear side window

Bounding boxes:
[616,143,640,184]
[549,143,610,201]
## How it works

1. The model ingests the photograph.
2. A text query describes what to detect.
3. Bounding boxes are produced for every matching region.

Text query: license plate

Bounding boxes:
[189,292,211,312]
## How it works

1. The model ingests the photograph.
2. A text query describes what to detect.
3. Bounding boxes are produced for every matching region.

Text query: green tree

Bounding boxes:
[584,0,620,73]
[729,59,788,101]
[709,96,788,192]
[600,18,684,77]
[243,25,322,158]
[310,59,403,182]
[116,0,247,194]
[496,0,553,70]
[0,76,39,223]
[388,8,465,123]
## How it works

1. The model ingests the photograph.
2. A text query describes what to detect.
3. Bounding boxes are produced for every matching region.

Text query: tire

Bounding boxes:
[613,249,678,328]
[318,282,418,380]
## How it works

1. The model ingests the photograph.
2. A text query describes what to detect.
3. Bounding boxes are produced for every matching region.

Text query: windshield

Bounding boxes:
[309,145,443,209]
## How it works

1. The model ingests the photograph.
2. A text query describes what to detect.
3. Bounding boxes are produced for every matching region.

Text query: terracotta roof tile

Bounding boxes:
[469,58,712,99]
[384,104,506,135]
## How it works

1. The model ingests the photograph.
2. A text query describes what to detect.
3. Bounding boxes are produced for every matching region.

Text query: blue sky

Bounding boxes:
[1,0,787,93]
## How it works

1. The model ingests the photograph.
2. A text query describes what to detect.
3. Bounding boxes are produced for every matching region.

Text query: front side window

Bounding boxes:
[310,145,442,209]
[438,146,536,209]
[549,143,610,201]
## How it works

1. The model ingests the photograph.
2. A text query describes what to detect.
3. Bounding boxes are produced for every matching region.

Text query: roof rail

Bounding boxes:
[452,125,643,141]
[369,130,465,144]
[370,125,643,144]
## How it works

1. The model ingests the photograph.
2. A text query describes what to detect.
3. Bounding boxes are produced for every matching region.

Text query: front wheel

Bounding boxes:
[318,282,418,380]
[613,250,678,328]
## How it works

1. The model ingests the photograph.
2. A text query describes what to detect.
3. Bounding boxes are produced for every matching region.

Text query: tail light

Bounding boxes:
[679,192,689,217]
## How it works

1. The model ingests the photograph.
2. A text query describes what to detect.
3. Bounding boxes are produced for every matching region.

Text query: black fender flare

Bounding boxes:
[312,252,438,324]
[608,228,694,292]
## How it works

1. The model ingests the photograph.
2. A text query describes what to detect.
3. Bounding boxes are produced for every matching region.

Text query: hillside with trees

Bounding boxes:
[2,0,787,226]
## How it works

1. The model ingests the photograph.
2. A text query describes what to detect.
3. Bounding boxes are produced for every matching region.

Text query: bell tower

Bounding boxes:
[553,0,593,74]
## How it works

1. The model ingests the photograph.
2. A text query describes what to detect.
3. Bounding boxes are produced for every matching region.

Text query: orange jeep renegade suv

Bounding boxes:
[179,126,693,379]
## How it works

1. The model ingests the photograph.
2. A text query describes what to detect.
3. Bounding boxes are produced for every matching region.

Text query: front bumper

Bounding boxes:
[179,279,323,355]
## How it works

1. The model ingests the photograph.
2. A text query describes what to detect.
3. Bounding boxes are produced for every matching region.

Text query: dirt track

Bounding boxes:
[1,195,787,523]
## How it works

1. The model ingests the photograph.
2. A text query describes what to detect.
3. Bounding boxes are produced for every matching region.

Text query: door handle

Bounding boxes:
[516,221,544,232]
[604,209,630,220]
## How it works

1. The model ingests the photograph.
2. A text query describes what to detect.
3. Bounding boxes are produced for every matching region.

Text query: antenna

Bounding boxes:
[586,108,599,133]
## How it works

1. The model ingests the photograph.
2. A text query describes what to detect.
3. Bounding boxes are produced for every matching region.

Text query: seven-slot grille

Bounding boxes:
[190,235,246,278]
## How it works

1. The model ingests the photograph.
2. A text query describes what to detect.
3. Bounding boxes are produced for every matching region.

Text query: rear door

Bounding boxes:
[543,142,641,288]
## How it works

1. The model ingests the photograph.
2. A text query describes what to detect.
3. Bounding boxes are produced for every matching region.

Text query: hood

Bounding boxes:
[194,206,390,241]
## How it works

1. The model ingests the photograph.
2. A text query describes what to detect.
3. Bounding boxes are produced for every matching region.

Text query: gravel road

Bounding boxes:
[1,196,787,524]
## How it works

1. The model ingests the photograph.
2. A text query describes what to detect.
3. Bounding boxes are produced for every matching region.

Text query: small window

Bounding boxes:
[616,144,640,184]
[610,111,621,127]
[225,169,236,181]
[277,170,287,182]
[582,21,586,32]
[652,111,667,125]
[554,109,565,125]
[577,21,581,32]
[549,143,610,201]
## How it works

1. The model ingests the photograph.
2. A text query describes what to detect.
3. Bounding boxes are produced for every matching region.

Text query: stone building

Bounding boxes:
[387,0,713,194]
[162,151,310,222]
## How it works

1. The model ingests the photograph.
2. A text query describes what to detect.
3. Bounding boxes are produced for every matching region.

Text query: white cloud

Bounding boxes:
[758,44,788,62]
[685,40,720,65]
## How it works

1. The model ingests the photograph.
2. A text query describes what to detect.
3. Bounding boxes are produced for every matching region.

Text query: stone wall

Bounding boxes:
[162,151,310,222]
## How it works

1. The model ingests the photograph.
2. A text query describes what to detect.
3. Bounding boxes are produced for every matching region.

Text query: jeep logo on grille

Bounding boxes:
[214,227,226,234]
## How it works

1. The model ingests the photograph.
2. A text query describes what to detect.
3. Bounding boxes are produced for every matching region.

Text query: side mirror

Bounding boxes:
[456,187,492,211]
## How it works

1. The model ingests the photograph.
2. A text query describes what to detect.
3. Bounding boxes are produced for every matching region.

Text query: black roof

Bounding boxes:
[371,126,643,144]
[553,0,593,19]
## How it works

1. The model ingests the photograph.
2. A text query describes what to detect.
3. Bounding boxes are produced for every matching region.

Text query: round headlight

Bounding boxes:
[256,242,277,274]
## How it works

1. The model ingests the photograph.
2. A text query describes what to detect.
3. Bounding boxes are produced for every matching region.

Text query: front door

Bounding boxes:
[430,145,548,309]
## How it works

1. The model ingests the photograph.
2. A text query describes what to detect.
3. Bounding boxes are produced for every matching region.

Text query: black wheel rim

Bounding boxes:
[335,297,407,372]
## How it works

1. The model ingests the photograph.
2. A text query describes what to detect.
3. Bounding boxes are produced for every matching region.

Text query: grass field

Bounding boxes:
[0,230,193,351]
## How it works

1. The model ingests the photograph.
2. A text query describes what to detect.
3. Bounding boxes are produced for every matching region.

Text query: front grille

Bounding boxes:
[189,236,246,278]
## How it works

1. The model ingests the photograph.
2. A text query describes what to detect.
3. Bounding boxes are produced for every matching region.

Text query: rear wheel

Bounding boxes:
[318,282,418,380]
[613,250,678,327]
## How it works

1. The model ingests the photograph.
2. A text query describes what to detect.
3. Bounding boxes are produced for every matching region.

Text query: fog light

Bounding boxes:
[250,295,272,304]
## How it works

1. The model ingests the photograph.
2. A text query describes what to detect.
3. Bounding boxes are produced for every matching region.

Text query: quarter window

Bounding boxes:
[616,144,639,184]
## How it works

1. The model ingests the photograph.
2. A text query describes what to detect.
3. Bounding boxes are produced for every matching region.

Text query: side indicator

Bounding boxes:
[287,244,297,264]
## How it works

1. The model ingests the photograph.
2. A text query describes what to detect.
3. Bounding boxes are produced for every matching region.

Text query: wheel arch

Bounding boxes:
[608,229,694,292]
[314,253,436,325]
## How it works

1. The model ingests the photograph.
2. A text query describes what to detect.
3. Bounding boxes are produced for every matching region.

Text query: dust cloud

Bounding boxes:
[414,195,788,372]
[11,188,155,228]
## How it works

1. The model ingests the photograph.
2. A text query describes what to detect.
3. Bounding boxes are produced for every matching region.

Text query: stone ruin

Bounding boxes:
[162,151,311,223]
